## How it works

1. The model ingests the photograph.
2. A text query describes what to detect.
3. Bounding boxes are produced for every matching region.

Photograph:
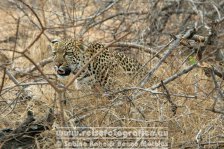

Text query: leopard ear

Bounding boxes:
[76,38,83,45]
[51,39,60,44]
[74,38,86,52]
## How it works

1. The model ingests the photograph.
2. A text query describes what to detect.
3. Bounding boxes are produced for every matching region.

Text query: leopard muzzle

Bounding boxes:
[54,65,71,76]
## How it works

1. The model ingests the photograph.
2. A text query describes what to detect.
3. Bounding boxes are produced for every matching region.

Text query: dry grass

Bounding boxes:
[0,0,224,148]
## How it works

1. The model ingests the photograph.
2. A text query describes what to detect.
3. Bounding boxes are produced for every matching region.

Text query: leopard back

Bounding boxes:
[50,39,150,91]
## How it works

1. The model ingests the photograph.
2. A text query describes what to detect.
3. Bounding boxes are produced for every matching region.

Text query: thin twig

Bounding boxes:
[64,32,131,90]
[111,42,161,58]
[151,64,198,90]
[0,68,6,94]
[17,0,44,29]
[21,29,45,54]
[12,17,20,62]
[211,67,224,101]
[161,81,177,116]
[139,36,177,87]
[14,57,53,77]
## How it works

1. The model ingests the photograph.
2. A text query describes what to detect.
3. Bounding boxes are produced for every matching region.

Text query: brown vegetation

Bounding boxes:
[0,0,224,148]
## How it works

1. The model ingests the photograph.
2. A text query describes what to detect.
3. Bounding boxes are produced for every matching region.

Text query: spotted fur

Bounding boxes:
[51,39,148,91]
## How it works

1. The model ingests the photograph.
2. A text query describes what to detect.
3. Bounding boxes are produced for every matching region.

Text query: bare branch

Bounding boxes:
[64,32,131,89]
[111,42,161,58]
[14,57,53,77]
[16,0,44,29]
[151,64,198,90]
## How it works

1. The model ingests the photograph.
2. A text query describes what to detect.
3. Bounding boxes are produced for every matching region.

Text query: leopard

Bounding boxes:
[50,38,153,93]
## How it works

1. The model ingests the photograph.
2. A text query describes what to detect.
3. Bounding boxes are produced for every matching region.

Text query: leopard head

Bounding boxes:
[50,39,86,77]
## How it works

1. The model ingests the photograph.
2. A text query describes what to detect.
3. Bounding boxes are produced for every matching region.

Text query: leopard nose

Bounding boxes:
[54,63,62,71]
[55,62,63,68]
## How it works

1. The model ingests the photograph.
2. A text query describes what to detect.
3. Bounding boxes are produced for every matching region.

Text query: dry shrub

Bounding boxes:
[0,0,224,148]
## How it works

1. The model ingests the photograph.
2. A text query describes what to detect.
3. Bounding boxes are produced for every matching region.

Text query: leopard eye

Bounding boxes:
[63,52,72,58]
[66,52,73,54]
[64,52,73,56]
[51,39,59,44]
